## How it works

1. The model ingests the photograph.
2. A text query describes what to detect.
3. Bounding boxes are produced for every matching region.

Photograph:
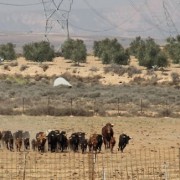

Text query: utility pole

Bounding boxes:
[42,0,73,41]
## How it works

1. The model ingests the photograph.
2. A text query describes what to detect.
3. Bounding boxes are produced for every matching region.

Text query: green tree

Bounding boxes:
[61,39,87,65]
[0,43,16,60]
[165,35,180,64]
[93,38,129,65]
[23,41,54,62]
[71,40,87,65]
[129,36,144,57]
[129,37,168,69]
[61,39,75,59]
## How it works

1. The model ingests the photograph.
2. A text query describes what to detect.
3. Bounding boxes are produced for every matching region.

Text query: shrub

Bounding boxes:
[93,38,129,65]
[0,106,14,115]
[165,35,180,64]
[3,64,10,71]
[127,66,141,77]
[10,61,18,67]
[0,43,16,60]
[23,41,55,62]
[61,39,87,65]
[158,108,172,117]
[171,72,180,85]
[40,64,49,72]
[20,65,28,71]
[129,37,168,69]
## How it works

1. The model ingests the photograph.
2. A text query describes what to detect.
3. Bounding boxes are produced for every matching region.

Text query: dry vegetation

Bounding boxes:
[0,56,180,117]
[1,56,180,179]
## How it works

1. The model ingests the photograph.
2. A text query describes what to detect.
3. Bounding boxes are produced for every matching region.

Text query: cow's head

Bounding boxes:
[106,123,113,134]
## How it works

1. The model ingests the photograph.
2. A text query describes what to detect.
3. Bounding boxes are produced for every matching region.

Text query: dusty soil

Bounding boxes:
[0,116,180,180]
[0,115,180,150]
[0,55,178,85]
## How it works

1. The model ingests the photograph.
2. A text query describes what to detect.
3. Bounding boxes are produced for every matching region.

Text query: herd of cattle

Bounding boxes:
[0,123,131,153]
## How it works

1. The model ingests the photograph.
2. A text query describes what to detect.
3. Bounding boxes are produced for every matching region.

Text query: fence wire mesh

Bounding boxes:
[0,148,179,180]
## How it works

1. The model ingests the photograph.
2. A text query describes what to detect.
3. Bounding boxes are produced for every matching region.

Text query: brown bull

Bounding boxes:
[102,123,114,149]
[88,134,103,153]
[110,136,116,153]
[13,130,23,152]
[36,132,47,153]
[15,138,22,152]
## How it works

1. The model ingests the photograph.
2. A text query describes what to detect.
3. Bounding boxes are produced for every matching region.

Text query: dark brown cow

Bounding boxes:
[110,136,116,153]
[31,139,37,151]
[102,123,114,149]
[22,131,30,150]
[36,132,47,153]
[88,134,103,153]
[15,138,22,152]
[2,131,14,151]
[13,130,23,152]
[0,131,2,148]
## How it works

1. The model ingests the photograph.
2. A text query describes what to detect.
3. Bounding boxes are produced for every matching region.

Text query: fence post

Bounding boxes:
[117,98,120,116]
[93,99,96,116]
[179,148,180,179]
[165,100,169,117]
[70,98,73,116]
[47,97,50,115]
[102,167,106,180]
[22,97,25,114]
[23,152,28,180]
[140,99,143,113]
[88,152,96,180]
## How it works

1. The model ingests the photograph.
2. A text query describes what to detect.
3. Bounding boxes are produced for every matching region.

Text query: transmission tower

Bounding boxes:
[41,0,73,41]
[163,1,179,36]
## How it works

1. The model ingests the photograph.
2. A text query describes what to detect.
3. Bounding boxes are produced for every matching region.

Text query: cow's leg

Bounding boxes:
[6,142,9,150]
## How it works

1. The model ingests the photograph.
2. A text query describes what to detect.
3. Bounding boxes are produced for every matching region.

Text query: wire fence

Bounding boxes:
[0,96,180,117]
[0,148,180,180]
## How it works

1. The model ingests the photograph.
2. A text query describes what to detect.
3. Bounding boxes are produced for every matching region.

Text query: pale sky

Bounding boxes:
[0,0,179,39]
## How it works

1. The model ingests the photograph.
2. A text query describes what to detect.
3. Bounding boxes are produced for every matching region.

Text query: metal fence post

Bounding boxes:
[140,99,143,113]
[93,99,96,116]
[88,152,96,180]
[47,97,50,115]
[70,98,73,116]
[117,98,120,116]
[22,97,25,114]
[23,152,28,180]
[179,148,180,179]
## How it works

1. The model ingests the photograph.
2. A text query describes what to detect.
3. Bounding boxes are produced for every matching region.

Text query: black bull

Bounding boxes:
[118,133,131,152]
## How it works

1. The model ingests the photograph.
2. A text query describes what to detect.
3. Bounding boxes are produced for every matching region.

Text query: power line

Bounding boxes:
[83,0,117,29]
[128,0,178,37]
[75,0,158,34]
[0,1,50,6]
[163,0,179,36]
[144,0,167,38]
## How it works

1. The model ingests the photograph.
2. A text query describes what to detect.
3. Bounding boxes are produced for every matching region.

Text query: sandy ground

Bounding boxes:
[0,56,178,85]
[0,115,180,150]
[0,116,180,179]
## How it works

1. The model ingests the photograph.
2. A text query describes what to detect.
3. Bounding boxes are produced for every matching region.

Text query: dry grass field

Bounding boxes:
[0,116,180,179]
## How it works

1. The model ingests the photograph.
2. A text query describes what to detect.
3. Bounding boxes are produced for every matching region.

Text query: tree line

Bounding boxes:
[0,35,180,69]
